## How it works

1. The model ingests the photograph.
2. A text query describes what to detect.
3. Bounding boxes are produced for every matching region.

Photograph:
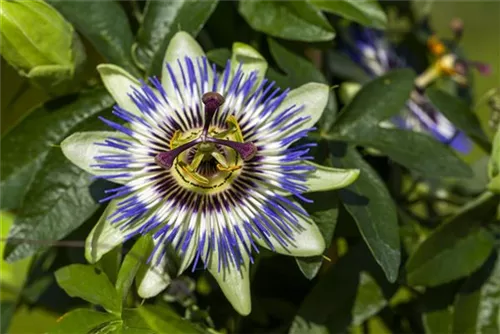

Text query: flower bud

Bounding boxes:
[0,0,86,95]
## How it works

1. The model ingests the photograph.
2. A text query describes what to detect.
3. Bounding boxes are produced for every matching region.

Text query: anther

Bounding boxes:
[202,92,225,139]
[206,137,257,161]
[155,138,201,169]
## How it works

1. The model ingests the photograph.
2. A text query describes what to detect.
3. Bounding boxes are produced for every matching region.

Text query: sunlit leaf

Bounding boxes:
[239,0,335,42]
[310,0,387,29]
[406,192,497,287]
[48,309,120,334]
[47,0,139,76]
[55,264,122,315]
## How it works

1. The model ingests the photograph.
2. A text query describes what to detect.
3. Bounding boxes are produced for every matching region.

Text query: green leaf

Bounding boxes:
[239,0,335,42]
[0,301,15,334]
[330,69,415,134]
[46,0,139,76]
[310,0,387,29]
[452,252,500,333]
[116,236,153,302]
[406,192,497,287]
[267,38,338,131]
[427,88,491,152]
[54,264,122,315]
[331,144,400,282]
[290,243,395,334]
[328,70,472,178]
[0,88,113,210]
[489,128,500,181]
[326,50,371,83]
[98,244,122,285]
[135,304,204,333]
[3,111,115,262]
[349,128,473,178]
[121,309,155,334]
[48,309,120,334]
[132,0,219,76]
[421,284,457,334]
[296,192,340,279]
[206,48,231,67]
[267,38,327,88]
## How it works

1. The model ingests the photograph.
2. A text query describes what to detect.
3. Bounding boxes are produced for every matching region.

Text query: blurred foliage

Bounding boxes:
[1,0,500,333]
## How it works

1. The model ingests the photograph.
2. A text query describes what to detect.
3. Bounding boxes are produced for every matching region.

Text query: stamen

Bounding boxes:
[202,92,225,139]
[155,138,201,169]
[206,137,257,161]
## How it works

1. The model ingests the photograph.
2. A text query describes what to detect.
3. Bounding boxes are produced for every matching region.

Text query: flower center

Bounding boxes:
[155,92,257,192]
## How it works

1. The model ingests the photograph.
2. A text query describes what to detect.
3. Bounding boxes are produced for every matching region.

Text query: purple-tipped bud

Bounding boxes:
[202,92,225,137]
[450,18,464,39]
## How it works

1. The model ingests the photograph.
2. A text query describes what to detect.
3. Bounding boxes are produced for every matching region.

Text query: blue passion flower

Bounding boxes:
[339,24,488,154]
[61,32,359,315]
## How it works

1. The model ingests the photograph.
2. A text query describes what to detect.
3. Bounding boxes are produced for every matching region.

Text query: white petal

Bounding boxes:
[231,42,268,84]
[255,200,325,257]
[204,246,251,316]
[61,131,131,184]
[85,199,128,263]
[161,31,209,97]
[97,64,142,116]
[136,237,172,299]
[277,82,330,133]
[304,161,360,193]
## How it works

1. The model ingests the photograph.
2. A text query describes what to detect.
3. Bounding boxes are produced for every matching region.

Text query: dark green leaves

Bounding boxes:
[132,0,219,76]
[133,305,204,334]
[427,88,491,152]
[115,236,153,302]
[267,38,326,88]
[290,244,395,333]
[406,192,497,287]
[1,88,113,210]
[49,309,120,334]
[55,264,121,315]
[331,145,400,282]
[47,0,139,76]
[351,128,473,178]
[331,69,416,134]
[329,69,472,178]
[239,0,334,42]
[296,193,339,279]
[310,0,387,29]
[267,38,337,131]
[452,253,500,333]
[4,147,100,262]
